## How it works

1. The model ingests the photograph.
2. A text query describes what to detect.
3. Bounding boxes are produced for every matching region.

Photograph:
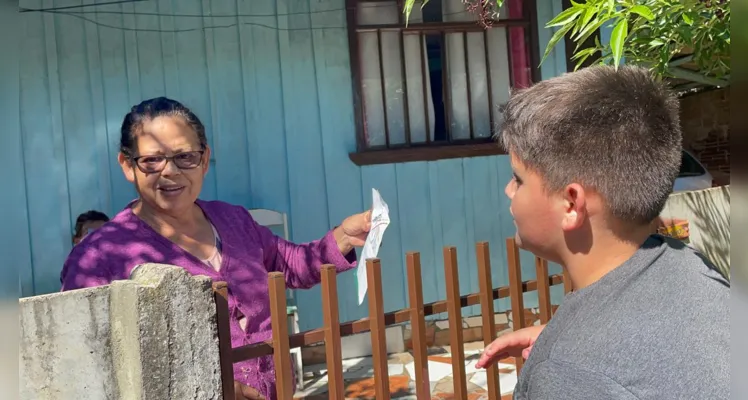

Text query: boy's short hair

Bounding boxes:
[498,65,682,224]
[73,210,110,240]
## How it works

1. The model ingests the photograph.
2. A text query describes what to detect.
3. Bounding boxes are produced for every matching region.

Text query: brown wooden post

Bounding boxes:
[268,272,294,400]
[443,246,468,399]
[212,282,236,400]
[476,242,500,400]
[562,267,573,294]
[367,259,391,399]
[321,265,344,399]
[406,252,430,400]
[535,256,553,324]
[505,238,526,372]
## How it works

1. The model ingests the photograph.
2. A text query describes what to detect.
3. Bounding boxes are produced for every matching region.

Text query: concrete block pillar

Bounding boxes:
[20,264,224,400]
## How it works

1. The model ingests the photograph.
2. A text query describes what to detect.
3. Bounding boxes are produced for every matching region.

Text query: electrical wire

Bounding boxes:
[21,4,477,18]
[20,2,494,34]
[39,10,347,32]
[19,0,149,13]
[23,5,352,18]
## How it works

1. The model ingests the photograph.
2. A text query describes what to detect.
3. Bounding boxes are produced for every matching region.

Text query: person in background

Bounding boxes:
[475,65,728,399]
[72,210,109,246]
[61,97,371,400]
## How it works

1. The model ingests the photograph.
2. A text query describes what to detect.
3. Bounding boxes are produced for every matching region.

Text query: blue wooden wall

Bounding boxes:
[9,0,568,329]
[1,0,26,299]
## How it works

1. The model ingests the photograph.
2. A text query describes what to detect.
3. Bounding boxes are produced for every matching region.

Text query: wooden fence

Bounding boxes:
[212,238,571,399]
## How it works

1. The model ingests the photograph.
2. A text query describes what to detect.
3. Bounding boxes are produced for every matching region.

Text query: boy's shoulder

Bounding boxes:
[516,235,729,399]
[526,234,729,358]
[653,234,729,286]
[549,235,728,336]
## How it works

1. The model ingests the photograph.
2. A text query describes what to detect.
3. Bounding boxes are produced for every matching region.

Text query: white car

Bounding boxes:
[673,150,714,192]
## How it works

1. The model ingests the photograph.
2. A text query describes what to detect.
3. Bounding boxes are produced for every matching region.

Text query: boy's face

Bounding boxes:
[505,152,585,263]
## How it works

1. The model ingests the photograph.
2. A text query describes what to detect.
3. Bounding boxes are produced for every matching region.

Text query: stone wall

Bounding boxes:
[679,88,730,183]
[19,264,223,400]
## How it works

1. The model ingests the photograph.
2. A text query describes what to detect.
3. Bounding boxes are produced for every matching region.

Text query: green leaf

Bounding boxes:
[571,10,587,35]
[677,26,693,42]
[570,46,598,61]
[546,6,584,28]
[574,50,597,71]
[606,0,615,13]
[541,23,575,65]
[490,0,504,19]
[403,0,414,27]
[682,13,693,25]
[629,5,655,21]
[610,18,628,70]
[574,18,607,47]
[648,39,665,47]
[659,44,670,67]
[573,8,598,36]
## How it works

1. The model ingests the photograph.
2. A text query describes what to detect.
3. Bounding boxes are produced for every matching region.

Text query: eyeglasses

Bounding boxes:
[131,150,205,174]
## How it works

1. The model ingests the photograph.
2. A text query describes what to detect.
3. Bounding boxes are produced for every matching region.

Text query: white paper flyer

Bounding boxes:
[358,188,390,304]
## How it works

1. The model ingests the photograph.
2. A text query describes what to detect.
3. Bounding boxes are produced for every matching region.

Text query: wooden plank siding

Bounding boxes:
[9,0,568,329]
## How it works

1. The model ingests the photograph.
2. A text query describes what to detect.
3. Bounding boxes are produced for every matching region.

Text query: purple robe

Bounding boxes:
[61,199,357,399]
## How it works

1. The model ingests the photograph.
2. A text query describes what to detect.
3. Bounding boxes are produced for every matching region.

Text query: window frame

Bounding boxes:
[345,0,543,166]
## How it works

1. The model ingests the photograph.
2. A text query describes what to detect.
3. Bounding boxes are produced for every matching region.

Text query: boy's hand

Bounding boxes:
[476,324,546,369]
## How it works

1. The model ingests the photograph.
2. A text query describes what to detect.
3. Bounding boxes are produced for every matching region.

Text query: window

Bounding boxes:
[679,150,707,177]
[346,0,540,165]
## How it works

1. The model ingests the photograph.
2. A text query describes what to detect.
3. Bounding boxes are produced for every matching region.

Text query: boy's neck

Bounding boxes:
[562,224,653,291]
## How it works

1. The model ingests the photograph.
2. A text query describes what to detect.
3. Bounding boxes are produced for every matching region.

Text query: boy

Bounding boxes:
[475,65,729,399]
[72,210,110,245]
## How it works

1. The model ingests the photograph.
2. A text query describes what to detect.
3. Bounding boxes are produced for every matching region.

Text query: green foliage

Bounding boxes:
[548,0,730,80]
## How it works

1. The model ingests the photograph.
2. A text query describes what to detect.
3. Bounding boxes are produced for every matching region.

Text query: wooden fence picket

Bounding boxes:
[406,252,430,399]
[367,259,391,399]
[321,265,344,398]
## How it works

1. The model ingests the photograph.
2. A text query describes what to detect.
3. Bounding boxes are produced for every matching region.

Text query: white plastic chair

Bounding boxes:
[248,209,303,390]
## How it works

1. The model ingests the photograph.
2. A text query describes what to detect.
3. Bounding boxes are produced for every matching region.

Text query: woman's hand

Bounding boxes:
[334,211,372,255]
[234,381,265,400]
[475,324,546,369]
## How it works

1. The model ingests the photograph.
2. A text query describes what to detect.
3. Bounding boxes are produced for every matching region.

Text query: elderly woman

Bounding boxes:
[61,97,370,400]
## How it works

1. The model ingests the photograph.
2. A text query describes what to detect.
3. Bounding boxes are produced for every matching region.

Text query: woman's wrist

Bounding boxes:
[333,226,353,256]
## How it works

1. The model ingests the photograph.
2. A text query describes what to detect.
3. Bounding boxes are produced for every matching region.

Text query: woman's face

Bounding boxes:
[118,115,210,215]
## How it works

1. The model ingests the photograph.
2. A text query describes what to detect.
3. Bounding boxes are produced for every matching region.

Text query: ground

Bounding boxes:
[293,340,519,399]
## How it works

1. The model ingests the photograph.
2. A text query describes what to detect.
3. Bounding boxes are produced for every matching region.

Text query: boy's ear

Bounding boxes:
[560,183,587,232]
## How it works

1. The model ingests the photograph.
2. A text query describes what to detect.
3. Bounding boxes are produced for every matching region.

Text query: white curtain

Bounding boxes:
[357,0,515,146]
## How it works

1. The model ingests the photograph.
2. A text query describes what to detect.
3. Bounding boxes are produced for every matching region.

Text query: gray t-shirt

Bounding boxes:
[514,235,729,399]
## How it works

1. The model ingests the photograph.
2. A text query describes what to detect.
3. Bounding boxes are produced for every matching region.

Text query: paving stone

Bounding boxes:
[464,316,484,328]
[295,339,520,399]
[463,340,487,352]
[344,375,411,399]
[435,320,450,330]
